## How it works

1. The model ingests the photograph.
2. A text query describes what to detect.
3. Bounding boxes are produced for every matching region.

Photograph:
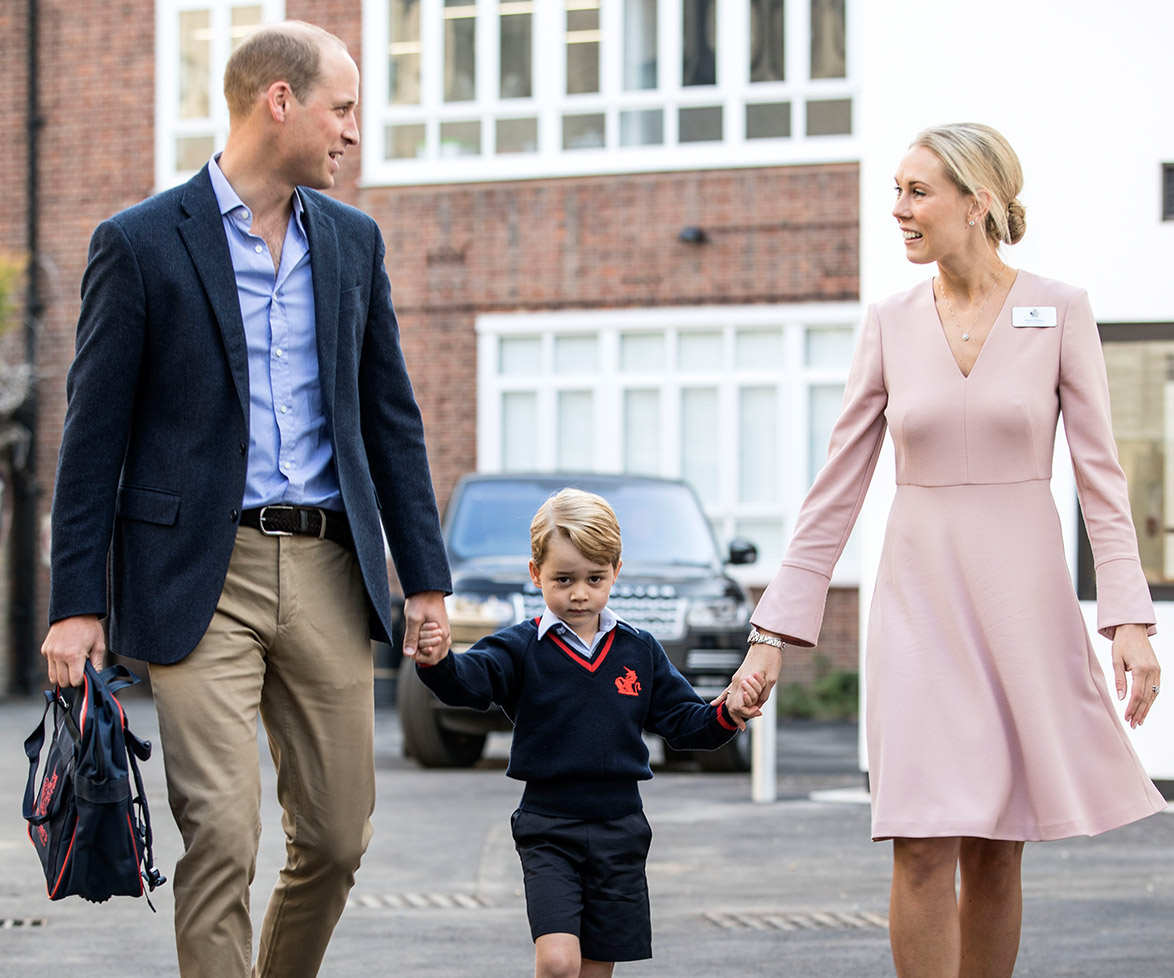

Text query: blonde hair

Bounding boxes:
[223,21,347,120]
[530,488,623,569]
[912,122,1026,246]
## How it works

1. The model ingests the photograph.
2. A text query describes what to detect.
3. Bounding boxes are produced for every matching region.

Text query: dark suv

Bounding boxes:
[397,472,757,771]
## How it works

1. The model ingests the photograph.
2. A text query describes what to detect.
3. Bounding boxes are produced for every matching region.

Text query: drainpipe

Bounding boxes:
[12,0,44,694]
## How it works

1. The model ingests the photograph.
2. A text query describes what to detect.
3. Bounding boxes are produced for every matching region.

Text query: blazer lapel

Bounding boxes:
[301,193,339,412]
[178,168,250,423]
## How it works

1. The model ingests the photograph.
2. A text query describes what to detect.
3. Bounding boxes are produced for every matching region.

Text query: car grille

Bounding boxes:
[521,592,687,641]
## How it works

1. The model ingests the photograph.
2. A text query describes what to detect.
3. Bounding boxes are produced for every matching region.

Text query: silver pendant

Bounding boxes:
[961,332,970,341]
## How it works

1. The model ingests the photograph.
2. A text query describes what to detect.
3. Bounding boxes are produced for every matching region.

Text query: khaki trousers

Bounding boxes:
[149,527,375,978]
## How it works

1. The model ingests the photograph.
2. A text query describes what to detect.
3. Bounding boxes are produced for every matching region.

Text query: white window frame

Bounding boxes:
[475,303,862,586]
[361,0,859,186]
[155,0,285,191]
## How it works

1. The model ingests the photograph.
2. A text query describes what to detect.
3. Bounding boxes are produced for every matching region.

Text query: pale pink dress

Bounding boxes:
[753,270,1167,841]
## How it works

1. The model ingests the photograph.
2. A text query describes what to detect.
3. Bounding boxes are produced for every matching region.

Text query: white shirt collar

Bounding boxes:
[537,606,619,657]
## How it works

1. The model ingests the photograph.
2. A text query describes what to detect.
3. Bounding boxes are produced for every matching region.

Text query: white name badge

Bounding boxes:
[1012,306,1057,328]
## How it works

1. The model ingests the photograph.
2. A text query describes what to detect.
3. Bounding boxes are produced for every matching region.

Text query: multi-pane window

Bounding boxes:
[364,0,856,184]
[1078,325,1174,600]
[156,0,284,188]
[476,305,860,580]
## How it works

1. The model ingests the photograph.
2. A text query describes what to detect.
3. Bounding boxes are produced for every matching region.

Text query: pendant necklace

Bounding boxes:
[936,264,1006,342]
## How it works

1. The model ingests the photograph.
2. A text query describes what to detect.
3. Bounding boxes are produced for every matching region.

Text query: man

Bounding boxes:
[41,21,451,978]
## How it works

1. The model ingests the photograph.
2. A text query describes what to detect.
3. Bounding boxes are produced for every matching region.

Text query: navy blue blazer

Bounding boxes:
[49,166,451,664]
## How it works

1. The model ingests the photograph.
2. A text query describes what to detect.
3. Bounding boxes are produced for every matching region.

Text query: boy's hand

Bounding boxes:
[407,621,450,666]
[725,671,766,730]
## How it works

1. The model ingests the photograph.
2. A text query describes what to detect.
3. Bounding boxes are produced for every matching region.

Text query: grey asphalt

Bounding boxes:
[1,692,1171,978]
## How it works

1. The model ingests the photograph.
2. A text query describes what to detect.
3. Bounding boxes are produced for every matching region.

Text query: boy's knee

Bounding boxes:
[535,935,581,978]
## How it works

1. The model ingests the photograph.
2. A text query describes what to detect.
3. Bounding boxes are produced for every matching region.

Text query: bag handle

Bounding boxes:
[22,691,73,825]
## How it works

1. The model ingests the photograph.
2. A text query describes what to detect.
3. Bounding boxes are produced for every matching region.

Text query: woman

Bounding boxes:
[727,123,1165,978]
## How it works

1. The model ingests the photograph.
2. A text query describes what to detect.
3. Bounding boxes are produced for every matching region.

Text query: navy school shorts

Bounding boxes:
[511,808,654,962]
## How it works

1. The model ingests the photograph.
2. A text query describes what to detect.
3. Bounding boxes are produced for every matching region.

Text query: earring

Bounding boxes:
[968,220,976,226]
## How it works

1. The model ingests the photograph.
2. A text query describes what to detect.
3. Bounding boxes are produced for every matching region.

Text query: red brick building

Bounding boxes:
[1,0,860,691]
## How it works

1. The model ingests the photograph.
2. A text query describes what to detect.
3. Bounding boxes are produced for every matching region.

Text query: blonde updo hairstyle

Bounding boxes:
[530,488,623,570]
[912,123,1026,246]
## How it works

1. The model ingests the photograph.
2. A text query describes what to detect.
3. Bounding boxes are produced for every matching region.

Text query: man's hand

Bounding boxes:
[41,614,106,687]
[402,590,450,661]
[410,621,450,666]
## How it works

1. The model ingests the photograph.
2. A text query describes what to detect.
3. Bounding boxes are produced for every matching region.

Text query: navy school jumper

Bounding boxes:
[417,617,740,819]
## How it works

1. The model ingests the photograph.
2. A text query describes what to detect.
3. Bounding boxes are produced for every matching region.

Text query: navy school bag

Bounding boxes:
[22,661,166,905]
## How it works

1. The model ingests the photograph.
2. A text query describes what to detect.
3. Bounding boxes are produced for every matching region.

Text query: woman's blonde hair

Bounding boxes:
[223,21,347,120]
[912,122,1026,246]
[530,488,623,569]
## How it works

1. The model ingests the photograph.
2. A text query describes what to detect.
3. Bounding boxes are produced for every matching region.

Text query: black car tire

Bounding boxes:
[397,666,488,768]
[696,730,753,773]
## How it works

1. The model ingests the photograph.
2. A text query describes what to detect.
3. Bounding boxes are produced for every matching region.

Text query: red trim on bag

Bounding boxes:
[78,673,90,734]
[48,829,77,898]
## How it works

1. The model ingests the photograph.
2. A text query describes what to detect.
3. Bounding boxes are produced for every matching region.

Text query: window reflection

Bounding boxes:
[179,9,211,120]
[500,1,532,98]
[390,0,422,105]
[623,0,658,90]
[230,6,262,51]
[810,0,846,79]
[444,0,476,102]
[1094,333,1174,592]
[682,0,717,86]
[750,0,785,82]
[566,0,601,95]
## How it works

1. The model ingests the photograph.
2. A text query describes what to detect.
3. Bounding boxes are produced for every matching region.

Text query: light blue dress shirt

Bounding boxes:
[537,606,620,658]
[208,155,341,510]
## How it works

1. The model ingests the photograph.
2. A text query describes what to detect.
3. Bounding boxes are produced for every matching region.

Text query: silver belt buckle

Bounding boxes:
[258,505,295,536]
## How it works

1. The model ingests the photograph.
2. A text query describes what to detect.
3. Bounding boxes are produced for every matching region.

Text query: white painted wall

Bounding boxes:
[854,0,1174,778]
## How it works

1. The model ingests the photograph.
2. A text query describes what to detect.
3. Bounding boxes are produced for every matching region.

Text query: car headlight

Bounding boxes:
[445,593,523,648]
[685,596,747,628]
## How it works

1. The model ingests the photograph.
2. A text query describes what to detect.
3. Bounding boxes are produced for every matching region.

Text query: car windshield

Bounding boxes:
[447,480,720,566]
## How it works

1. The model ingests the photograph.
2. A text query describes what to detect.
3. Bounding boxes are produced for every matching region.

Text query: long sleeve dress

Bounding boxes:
[752,270,1167,841]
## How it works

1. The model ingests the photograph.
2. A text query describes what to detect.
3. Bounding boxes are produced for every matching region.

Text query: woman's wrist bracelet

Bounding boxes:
[747,627,786,651]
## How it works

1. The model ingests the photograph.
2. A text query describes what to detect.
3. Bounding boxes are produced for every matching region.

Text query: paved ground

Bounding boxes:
[1,693,1171,977]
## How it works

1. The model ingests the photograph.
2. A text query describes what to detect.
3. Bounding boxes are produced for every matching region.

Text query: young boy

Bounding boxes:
[411,488,763,978]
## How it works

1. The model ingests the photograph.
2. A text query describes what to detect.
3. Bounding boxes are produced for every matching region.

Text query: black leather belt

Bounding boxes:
[239,505,353,550]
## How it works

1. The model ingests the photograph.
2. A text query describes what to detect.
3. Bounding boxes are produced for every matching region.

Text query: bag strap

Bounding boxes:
[21,692,55,823]
[22,691,75,824]
[124,726,166,906]
[95,662,141,697]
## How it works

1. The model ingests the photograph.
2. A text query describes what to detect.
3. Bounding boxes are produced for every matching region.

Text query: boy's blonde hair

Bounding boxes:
[530,488,622,569]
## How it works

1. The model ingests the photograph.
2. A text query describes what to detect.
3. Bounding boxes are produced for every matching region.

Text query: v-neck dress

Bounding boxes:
[752,270,1166,841]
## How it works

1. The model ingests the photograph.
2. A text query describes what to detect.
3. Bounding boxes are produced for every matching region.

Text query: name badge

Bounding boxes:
[1012,306,1057,328]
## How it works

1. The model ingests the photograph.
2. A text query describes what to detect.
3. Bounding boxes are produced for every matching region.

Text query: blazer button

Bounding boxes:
[238,443,247,456]
[230,510,239,522]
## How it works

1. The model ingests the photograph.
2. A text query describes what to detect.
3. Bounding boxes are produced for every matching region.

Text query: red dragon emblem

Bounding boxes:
[615,667,641,697]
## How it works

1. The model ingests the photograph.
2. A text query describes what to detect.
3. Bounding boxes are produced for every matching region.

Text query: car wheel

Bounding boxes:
[397,666,487,768]
[696,730,753,773]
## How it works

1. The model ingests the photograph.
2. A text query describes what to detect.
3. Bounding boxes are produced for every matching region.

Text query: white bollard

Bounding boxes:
[751,689,777,803]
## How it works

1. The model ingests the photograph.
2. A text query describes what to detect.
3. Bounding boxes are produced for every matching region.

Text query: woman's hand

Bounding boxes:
[1112,623,1160,728]
[712,637,784,714]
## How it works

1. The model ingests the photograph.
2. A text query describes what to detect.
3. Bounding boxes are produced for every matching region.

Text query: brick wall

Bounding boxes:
[357,163,860,504]
[1,0,32,679]
[9,1,862,679]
